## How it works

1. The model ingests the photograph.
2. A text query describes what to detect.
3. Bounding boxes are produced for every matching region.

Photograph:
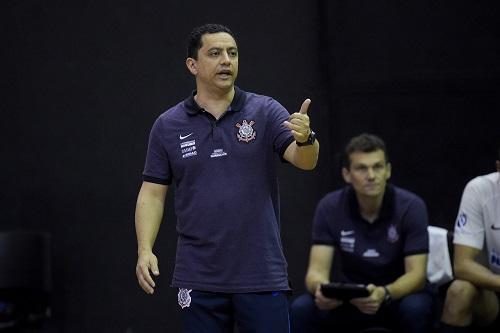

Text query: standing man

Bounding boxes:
[290,133,434,333]
[135,23,319,333]
[439,147,500,332]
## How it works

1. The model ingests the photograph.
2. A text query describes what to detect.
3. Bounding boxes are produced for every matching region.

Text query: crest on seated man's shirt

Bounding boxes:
[387,224,399,243]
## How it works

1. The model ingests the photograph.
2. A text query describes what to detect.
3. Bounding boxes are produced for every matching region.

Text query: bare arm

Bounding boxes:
[135,181,168,294]
[305,245,334,293]
[384,253,428,300]
[305,245,343,310]
[454,244,500,291]
[283,99,319,170]
[283,140,320,170]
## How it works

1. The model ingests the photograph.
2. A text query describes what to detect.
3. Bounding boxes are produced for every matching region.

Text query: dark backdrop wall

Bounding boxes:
[2,1,499,332]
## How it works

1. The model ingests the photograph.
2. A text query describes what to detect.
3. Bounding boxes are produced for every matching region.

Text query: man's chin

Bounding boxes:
[361,190,383,197]
[214,81,235,91]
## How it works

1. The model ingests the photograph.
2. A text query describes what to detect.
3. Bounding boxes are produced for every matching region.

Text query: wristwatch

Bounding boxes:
[296,130,316,146]
[382,286,392,305]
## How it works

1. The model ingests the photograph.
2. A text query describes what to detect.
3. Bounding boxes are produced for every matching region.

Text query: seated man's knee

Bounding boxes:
[441,279,478,325]
[399,291,434,317]
[290,293,318,327]
[290,293,320,333]
[445,280,478,310]
[290,293,316,314]
[397,292,435,331]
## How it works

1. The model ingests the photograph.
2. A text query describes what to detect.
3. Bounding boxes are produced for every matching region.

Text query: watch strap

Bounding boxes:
[296,130,316,146]
[383,286,392,305]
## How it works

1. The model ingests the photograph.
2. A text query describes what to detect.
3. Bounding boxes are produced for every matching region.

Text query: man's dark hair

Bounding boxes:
[187,23,236,59]
[342,133,389,169]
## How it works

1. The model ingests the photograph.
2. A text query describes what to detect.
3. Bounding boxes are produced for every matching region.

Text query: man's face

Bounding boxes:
[186,32,238,92]
[342,149,391,198]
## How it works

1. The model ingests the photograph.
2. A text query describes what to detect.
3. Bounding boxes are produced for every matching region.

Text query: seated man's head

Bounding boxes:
[342,133,391,198]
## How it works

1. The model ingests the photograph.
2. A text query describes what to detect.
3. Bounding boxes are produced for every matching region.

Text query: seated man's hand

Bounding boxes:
[349,284,385,315]
[314,285,343,310]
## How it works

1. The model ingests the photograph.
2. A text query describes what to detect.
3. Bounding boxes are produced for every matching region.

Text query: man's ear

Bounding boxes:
[186,58,197,75]
[342,167,351,184]
[386,163,392,180]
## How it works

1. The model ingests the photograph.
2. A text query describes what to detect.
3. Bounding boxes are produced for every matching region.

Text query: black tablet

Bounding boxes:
[320,282,369,300]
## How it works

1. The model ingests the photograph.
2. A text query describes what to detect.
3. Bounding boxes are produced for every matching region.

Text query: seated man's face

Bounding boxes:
[342,149,391,198]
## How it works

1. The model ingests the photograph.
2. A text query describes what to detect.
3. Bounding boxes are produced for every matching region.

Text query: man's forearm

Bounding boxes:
[385,271,426,300]
[135,190,165,254]
[288,140,320,170]
[455,260,500,292]
[305,272,329,294]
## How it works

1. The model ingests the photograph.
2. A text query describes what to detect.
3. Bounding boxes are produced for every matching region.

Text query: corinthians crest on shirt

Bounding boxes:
[235,119,256,143]
[387,224,399,243]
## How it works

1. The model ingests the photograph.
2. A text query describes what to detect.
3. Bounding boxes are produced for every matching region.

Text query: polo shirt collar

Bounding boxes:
[184,86,246,116]
[347,184,395,223]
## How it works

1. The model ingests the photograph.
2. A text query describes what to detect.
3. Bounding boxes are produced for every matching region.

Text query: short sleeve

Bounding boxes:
[265,98,294,158]
[312,198,336,245]
[453,178,485,250]
[142,117,172,185]
[403,197,429,255]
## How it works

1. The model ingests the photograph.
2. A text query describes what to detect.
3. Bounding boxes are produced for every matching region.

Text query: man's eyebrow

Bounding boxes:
[208,46,237,50]
[354,161,383,167]
[208,45,237,48]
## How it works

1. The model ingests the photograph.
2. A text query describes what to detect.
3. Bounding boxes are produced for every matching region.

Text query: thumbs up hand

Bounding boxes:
[283,98,312,144]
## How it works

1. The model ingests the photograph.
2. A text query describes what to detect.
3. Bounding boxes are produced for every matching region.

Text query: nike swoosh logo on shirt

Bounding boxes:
[179,133,193,140]
[491,225,500,230]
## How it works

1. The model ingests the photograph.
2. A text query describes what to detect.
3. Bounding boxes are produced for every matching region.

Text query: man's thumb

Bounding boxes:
[299,98,311,114]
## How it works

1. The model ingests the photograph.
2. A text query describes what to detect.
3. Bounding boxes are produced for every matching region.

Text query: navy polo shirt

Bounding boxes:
[143,87,295,293]
[312,185,429,285]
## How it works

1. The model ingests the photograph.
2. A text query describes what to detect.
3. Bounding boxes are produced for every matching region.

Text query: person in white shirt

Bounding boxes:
[440,147,500,333]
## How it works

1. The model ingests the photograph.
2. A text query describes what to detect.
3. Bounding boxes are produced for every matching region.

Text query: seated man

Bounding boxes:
[439,147,500,333]
[290,133,435,333]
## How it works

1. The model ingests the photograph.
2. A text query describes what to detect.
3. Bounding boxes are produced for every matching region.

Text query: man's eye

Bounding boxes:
[229,50,238,57]
[210,51,220,56]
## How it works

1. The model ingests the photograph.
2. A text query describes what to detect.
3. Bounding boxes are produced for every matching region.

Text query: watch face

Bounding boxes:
[383,288,392,304]
[309,131,316,143]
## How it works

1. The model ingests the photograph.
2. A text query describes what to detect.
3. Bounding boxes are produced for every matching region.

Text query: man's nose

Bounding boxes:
[220,51,231,63]
[367,168,376,179]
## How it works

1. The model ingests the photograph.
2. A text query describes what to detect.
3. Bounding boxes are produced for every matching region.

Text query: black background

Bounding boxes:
[2,1,499,332]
